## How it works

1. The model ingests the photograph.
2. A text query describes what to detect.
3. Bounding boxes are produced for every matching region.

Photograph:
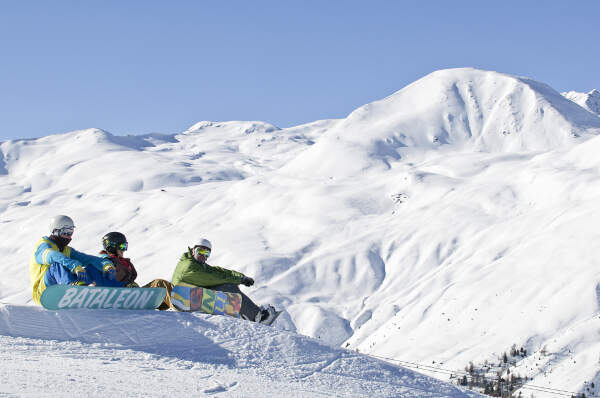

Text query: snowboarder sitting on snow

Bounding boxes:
[30,215,119,305]
[99,231,177,311]
[99,232,138,287]
[171,238,278,324]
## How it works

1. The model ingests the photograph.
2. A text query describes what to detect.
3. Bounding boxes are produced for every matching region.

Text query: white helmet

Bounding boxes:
[50,215,75,235]
[195,238,212,250]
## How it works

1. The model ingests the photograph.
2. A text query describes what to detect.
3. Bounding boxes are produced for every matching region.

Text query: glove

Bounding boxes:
[241,276,254,287]
[103,264,117,281]
[126,282,139,288]
[73,266,91,284]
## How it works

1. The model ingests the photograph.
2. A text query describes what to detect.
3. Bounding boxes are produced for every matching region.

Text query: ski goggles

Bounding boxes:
[56,227,74,237]
[194,247,211,257]
[117,242,128,251]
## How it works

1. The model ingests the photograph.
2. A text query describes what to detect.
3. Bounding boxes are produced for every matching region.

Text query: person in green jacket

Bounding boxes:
[172,238,278,325]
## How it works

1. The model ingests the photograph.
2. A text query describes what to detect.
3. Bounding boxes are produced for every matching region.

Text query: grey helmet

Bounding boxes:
[50,215,75,235]
[195,238,212,250]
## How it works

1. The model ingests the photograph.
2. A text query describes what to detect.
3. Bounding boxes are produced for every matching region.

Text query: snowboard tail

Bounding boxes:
[171,285,241,318]
[40,285,166,310]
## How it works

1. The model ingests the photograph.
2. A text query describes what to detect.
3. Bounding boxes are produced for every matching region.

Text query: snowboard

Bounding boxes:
[40,285,167,310]
[171,285,242,318]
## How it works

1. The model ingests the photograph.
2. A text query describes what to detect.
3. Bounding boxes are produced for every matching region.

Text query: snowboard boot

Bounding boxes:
[255,305,279,326]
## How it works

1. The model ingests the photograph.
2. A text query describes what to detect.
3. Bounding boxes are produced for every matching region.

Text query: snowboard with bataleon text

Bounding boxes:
[171,285,241,318]
[40,285,167,310]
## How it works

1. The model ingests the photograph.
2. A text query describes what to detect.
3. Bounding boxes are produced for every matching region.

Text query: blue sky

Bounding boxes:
[1,1,599,140]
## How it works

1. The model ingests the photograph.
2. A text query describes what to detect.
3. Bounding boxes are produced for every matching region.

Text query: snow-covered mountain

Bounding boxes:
[1,67,600,397]
[563,89,600,117]
[285,68,600,178]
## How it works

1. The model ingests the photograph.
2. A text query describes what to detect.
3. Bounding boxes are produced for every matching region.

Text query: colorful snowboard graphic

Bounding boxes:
[40,285,167,310]
[171,285,242,318]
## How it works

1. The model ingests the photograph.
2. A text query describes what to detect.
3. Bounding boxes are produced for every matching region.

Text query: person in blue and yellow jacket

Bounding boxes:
[30,215,119,305]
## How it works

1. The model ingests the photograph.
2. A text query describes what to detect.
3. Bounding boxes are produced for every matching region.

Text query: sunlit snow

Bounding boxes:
[1,68,600,397]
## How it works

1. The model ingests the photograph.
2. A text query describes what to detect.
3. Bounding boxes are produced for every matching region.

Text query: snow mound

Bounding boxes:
[562,89,600,116]
[0,304,479,397]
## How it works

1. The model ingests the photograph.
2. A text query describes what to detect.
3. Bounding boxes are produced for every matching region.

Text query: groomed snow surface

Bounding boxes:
[1,68,600,397]
[0,305,480,397]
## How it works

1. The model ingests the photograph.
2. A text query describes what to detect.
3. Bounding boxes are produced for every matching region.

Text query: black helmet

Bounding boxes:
[102,232,128,254]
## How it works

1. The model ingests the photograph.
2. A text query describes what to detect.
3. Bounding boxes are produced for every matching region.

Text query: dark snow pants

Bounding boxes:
[209,283,261,321]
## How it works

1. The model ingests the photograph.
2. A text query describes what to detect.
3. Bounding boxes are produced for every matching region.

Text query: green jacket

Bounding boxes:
[171,248,245,287]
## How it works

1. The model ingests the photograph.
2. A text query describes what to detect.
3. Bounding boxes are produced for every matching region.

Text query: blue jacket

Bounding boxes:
[30,236,114,304]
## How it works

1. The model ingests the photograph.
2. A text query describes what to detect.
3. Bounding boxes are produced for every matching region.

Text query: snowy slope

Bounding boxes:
[563,89,600,116]
[0,304,480,397]
[1,68,600,397]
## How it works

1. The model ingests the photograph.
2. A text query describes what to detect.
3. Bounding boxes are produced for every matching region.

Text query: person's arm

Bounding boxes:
[35,242,83,273]
[116,258,137,286]
[179,263,244,287]
[126,259,138,283]
[70,248,115,273]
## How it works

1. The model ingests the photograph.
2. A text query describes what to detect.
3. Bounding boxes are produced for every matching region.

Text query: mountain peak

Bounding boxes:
[562,89,600,116]
[285,68,600,178]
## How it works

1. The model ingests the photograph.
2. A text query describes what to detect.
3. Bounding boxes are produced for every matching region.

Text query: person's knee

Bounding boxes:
[145,279,173,290]
[43,268,55,286]
[45,263,71,285]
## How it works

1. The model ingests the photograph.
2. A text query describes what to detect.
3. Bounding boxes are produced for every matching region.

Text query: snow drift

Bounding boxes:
[0,304,480,397]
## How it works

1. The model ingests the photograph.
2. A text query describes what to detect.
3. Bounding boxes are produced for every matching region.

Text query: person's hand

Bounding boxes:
[241,276,254,287]
[103,264,117,281]
[73,266,91,284]
[126,282,139,288]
